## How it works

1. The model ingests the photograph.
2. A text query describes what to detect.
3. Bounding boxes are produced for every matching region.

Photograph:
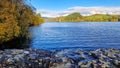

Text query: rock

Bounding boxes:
[28,54,36,60]
[0,51,3,54]
[89,51,99,59]
[113,60,120,66]
[62,57,69,63]
[62,57,74,63]
[7,58,15,64]
[11,49,24,55]
[79,53,86,60]
[91,60,98,68]
[6,55,12,58]
[76,50,84,54]
[4,49,12,54]
[98,59,104,63]
[42,57,51,68]
[107,52,116,58]
[24,51,30,54]
[38,58,43,62]
[50,63,58,68]
[55,54,59,58]
[38,62,43,67]
[78,62,83,66]
[101,63,110,68]
[90,49,108,59]
[14,55,24,61]
[50,63,75,68]
[78,61,91,68]
[91,63,97,68]
[64,63,75,68]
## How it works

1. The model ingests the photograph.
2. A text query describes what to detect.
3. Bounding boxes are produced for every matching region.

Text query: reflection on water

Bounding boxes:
[30,22,120,50]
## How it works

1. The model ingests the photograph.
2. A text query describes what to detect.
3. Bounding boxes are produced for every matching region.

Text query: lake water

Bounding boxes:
[30,22,120,50]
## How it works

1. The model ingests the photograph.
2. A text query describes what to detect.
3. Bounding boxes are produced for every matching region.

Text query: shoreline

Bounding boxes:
[0,48,119,68]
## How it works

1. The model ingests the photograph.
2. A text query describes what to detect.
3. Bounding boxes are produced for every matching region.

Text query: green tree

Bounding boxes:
[47,13,119,22]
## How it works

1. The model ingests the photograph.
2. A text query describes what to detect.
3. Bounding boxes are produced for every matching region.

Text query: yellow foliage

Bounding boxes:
[0,0,44,43]
[32,13,44,26]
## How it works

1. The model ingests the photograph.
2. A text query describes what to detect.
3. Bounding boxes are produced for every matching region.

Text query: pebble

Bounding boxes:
[0,48,119,68]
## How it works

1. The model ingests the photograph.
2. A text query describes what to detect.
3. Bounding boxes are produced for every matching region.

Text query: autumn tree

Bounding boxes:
[32,13,44,26]
[0,0,20,43]
[0,0,44,46]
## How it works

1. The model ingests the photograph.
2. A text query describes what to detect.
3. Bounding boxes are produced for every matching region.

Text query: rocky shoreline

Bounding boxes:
[0,48,119,68]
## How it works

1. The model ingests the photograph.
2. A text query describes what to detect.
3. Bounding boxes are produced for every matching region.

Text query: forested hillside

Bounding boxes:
[47,12,120,22]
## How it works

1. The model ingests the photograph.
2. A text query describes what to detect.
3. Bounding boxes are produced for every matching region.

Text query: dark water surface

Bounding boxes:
[30,22,120,50]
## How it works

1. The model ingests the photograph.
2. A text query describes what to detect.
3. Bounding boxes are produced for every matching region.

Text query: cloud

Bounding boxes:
[37,10,72,18]
[37,6,120,17]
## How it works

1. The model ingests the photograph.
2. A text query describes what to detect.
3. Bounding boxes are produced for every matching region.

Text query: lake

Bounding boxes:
[30,22,120,50]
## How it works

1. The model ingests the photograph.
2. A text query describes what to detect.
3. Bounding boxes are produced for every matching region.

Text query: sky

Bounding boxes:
[30,0,120,17]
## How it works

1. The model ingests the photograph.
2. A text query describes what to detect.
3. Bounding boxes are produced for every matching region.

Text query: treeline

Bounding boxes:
[0,0,44,46]
[48,12,120,22]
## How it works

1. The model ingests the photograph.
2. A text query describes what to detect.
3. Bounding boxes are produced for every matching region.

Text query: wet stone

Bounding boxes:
[0,48,119,68]
[23,51,30,54]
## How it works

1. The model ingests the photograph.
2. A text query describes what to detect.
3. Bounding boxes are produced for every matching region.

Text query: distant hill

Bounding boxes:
[43,17,55,22]
[45,12,120,22]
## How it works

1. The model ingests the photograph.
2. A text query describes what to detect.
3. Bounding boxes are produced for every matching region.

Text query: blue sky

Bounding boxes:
[30,0,120,17]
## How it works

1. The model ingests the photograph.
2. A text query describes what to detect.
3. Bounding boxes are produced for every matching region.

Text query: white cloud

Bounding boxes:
[37,9,72,18]
[37,6,120,17]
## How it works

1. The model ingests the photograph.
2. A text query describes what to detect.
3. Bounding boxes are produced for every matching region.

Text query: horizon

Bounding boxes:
[30,0,120,17]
